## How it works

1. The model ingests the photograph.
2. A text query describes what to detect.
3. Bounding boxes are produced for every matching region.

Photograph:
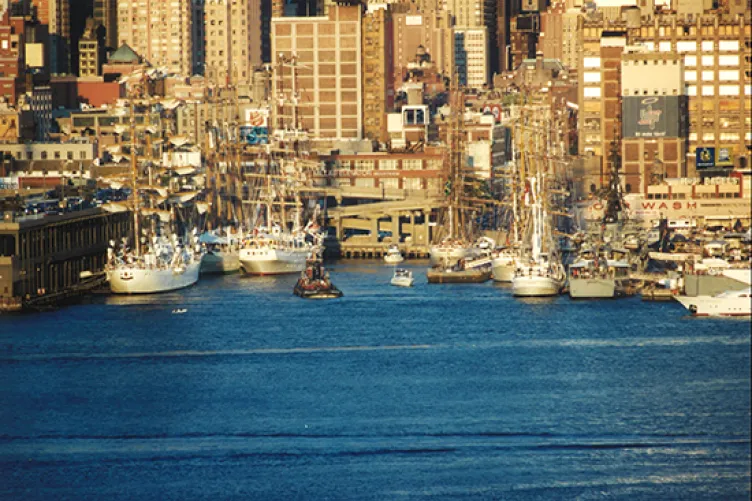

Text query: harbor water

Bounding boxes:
[0,261,750,500]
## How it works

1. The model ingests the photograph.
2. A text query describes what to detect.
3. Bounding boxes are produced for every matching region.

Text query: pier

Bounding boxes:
[0,208,131,312]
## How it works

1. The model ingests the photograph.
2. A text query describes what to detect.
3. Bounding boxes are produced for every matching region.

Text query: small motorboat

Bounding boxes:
[293,259,343,299]
[674,287,751,317]
[391,268,414,287]
[384,244,404,264]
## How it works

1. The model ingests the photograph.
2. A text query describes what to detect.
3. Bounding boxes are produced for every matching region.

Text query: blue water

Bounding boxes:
[0,260,749,500]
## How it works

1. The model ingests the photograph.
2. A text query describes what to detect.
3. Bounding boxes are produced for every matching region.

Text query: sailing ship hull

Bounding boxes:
[491,259,516,282]
[200,251,240,274]
[239,248,309,275]
[427,268,491,284]
[569,278,616,299]
[512,276,562,297]
[429,246,471,266]
[108,261,201,294]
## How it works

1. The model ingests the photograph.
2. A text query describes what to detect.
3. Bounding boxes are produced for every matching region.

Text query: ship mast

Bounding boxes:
[129,99,140,257]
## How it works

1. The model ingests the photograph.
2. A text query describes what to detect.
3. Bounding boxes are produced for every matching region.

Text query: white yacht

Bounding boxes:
[391,268,414,287]
[674,287,751,317]
[384,244,404,264]
[239,225,315,275]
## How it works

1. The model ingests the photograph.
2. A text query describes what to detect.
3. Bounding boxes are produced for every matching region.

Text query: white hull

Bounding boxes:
[391,277,414,287]
[239,248,310,275]
[384,254,404,264]
[674,295,751,317]
[429,246,471,266]
[200,251,240,274]
[569,278,616,299]
[109,261,201,294]
[491,258,516,282]
[512,275,562,297]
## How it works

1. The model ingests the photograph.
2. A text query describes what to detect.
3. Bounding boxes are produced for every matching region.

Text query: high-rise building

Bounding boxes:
[621,49,688,193]
[271,4,363,141]
[578,29,626,191]
[454,27,489,88]
[362,6,394,142]
[31,0,69,73]
[392,7,454,90]
[444,0,498,75]
[93,0,116,50]
[79,17,104,77]
[578,13,752,183]
[205,0,261,87]
[116,0,193,76]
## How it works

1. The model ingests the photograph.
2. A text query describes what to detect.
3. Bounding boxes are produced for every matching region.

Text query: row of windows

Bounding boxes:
[3,150,89,161]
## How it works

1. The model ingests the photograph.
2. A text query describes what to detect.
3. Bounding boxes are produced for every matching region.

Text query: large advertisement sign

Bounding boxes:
[695,147,715,169]
[622,96,686,138]
[240,126,269,145]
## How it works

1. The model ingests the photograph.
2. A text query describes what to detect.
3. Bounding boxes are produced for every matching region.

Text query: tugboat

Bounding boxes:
[293,258,343,299]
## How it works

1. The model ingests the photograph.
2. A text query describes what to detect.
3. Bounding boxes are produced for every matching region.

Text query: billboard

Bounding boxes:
[695,147,715,169]
[239,126,268,145]
[716,147,734,167]
[622,96,687,138]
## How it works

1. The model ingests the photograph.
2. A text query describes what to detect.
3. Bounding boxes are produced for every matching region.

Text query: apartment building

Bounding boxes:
[621,50,688,193]
[205,0,260,87]
[392,7,454,90]
[93,0,117,50]
[116,0,194,76]
[31,0,68,73]
[271,5,362,142]
[362,7,394,143]
[444,0,498,75]
[454,28,489,88]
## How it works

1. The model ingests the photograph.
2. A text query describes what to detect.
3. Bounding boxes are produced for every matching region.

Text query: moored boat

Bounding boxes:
[384,244,404,264]
[491,249,518,282]
[239,225,314,275]
[674,287,751,317]
[568,258,630,299]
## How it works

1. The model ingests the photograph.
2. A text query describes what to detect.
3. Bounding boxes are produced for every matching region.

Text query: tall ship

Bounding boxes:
[105,99,203,294]
[238,54,322,275]
[428,83,496,271]
[511,113,566,298]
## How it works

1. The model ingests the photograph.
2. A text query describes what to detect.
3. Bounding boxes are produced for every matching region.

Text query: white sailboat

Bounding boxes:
[106,101,203,294]
[512,175,565,297]
[108,235,203,294]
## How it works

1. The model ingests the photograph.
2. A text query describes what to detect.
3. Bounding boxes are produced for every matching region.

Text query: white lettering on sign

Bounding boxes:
[704,177,738,185]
